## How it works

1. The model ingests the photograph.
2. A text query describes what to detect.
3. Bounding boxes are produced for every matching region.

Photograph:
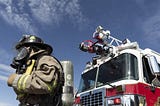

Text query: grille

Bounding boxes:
[81,91,103,106]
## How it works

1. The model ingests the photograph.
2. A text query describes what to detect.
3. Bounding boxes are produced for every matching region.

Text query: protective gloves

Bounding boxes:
[7,73,17,87]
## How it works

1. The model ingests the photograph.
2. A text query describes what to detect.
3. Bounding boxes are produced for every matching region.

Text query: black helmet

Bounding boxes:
[16,35,53,54]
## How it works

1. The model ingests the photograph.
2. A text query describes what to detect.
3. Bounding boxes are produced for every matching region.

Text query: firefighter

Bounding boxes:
[7,35,64,106]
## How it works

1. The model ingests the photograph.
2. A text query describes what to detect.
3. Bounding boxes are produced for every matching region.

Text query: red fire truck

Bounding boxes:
[74,26,160,106]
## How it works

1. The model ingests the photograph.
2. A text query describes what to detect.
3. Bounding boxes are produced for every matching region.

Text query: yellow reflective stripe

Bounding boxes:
[46,83,51,92]
[18,75,29,91]
[22,75,29,90]
[18,75,26,91]
[46,80,57,92]
[17,59,35,91]
[25,60,35,75]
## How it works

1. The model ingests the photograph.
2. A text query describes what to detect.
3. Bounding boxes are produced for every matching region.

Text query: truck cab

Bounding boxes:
[74,26,160,106]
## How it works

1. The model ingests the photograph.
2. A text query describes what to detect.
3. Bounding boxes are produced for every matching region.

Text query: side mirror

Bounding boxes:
[145,55,160,87]
[145,55,160,75]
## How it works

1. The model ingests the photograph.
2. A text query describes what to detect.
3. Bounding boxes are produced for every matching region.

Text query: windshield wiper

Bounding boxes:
[104,81,116,88]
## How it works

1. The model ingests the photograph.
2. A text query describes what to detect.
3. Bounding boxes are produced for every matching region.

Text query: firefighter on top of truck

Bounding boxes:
[7,35,64,106]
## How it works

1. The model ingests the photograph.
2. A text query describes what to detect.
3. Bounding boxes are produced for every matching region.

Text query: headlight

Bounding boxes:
[106,94,146,106]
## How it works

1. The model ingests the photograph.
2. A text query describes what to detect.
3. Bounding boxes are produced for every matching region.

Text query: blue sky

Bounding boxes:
[0,0,160,105]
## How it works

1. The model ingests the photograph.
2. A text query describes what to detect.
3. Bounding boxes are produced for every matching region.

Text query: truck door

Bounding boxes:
[142,55,160,105]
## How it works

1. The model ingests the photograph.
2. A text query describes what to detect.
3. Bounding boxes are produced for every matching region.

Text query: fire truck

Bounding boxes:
[74,26,160,106]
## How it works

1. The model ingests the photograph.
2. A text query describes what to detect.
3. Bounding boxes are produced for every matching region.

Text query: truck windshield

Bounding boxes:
[77,53,138,93]
[97,53,138,87]
[78,67,97,93]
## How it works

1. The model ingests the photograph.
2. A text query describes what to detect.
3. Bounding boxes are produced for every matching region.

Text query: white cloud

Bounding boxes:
[28,0,86,26]
[0,63,14,81]
[0,0,37,34]
[0,47,14,81]
[0,75,8,81]
[0,0,86,33]
[0,63,13,73]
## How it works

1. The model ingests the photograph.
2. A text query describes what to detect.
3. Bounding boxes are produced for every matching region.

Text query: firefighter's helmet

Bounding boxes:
[15,35,53,54]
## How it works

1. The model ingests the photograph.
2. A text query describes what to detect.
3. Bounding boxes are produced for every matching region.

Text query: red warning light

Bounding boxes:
[114,98,121,104]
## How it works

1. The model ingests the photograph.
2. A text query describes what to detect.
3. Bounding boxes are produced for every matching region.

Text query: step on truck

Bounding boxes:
[74,26,160,106]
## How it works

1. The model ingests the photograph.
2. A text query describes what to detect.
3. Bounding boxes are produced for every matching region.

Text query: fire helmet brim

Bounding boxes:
[16,42,53,54]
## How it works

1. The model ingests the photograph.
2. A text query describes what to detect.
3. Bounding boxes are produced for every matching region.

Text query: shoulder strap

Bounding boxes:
[50,55,64,93]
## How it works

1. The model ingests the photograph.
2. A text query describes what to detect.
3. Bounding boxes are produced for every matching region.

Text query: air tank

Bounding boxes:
[61,61,74,106]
